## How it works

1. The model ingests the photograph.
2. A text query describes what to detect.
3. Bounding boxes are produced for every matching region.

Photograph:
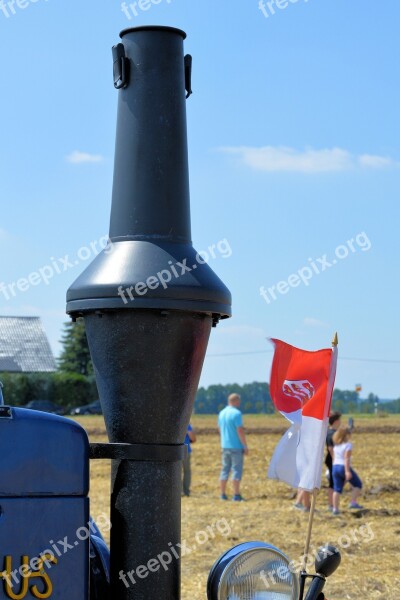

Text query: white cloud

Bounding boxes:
[66,150,104,164]
[358,154,398,169]
[218,146,400,174]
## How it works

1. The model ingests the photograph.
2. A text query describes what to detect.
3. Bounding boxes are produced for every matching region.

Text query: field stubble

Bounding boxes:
[80,414,400,600]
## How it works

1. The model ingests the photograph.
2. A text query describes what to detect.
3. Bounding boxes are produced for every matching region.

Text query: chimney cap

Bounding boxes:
[120,25,187,40]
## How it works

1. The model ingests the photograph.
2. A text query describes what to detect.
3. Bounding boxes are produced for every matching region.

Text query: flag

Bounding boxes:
[267,338,338,491]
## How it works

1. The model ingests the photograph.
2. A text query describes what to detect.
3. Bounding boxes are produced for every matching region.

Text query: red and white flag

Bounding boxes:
[267,338,338,491]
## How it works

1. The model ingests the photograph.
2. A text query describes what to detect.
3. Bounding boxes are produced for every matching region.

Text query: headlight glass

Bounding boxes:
[208,542,298,600]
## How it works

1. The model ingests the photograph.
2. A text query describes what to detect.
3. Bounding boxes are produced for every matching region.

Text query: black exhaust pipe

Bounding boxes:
[67,26,231,600]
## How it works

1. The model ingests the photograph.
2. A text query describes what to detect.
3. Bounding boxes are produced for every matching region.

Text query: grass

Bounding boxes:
[76,414,400,600]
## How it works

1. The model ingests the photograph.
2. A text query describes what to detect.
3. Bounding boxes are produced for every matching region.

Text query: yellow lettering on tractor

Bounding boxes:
[1,556,29,600]
[29,554,57,599]
[0,554,58,599]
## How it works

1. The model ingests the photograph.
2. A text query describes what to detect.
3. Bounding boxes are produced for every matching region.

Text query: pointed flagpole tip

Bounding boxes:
[332,332,339,346]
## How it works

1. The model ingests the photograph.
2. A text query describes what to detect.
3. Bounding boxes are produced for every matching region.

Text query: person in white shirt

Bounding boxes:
[332,426,363,515]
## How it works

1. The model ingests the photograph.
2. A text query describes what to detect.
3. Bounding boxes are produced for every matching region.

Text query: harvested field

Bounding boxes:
[78,414,400,600]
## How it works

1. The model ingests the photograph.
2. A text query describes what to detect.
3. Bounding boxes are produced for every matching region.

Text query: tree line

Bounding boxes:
[195,385,400,414]
[1,320,399,413]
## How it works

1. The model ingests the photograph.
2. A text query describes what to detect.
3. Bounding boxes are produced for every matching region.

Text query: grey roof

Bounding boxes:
[0,317,56,373]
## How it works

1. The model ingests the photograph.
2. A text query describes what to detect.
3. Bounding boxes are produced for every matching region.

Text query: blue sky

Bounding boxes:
[1,0,399,398]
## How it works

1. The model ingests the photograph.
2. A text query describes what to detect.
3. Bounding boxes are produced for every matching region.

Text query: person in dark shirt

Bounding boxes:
[325,412,342,511]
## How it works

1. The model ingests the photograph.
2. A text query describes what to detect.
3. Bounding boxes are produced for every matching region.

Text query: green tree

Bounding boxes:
[52,372,94,409]
[58,319,93,376]
[255,401,264,413]
[385,398,400,413]
[367,392,379,403]
[0,373,55,406]
[194,381,272,414]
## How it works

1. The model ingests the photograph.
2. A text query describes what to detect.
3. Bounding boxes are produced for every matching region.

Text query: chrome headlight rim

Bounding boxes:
[207,541,298,600]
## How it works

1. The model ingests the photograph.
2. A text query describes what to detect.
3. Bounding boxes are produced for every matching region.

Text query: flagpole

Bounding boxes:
[300,333,339,581]
[300,488,318,572]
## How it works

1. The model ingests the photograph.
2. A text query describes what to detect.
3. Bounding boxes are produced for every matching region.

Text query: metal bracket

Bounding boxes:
[0,406,12,419]
[184,54,193,99]
[212,314,221,328]
[112,43,130,89]
[90,442,187,462]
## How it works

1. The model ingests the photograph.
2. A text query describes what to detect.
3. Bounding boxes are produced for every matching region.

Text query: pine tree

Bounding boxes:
[58,319,93,376]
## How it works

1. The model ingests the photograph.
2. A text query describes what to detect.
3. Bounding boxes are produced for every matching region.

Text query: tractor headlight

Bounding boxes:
[207,541,298,600]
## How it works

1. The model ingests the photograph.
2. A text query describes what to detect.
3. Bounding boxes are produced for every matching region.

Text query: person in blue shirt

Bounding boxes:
[182,423,196,497]
[218,394,248,501]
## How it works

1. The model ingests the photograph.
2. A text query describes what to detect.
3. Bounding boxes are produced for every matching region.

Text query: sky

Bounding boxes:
[0,0,399,398]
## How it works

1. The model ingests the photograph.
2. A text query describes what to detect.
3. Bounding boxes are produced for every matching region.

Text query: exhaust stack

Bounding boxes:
[67,26,231,600]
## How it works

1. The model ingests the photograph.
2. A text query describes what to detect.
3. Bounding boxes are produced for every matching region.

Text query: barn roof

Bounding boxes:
[0,316,56,373]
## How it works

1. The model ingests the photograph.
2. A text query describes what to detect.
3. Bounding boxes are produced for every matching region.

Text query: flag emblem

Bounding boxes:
[282,379,315,405]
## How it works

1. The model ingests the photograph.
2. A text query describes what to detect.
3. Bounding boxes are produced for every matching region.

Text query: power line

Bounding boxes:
[339,357,400,364]
[206,349,400,364]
